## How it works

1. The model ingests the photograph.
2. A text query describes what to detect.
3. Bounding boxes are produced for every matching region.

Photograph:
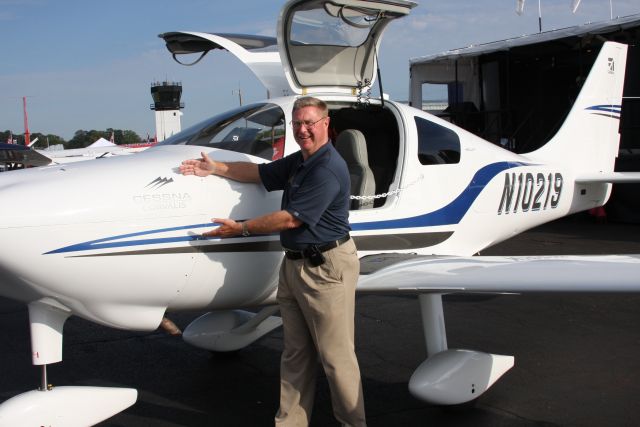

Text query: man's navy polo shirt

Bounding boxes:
[258,142,351,251]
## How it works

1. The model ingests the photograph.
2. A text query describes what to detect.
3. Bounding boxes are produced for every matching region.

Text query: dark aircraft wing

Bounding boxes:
[0,143,52,167]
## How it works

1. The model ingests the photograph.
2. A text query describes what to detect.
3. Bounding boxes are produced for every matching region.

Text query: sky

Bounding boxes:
[1,0,638,142]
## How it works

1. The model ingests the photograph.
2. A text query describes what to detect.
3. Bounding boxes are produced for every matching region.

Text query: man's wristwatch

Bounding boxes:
[241,221,250,237]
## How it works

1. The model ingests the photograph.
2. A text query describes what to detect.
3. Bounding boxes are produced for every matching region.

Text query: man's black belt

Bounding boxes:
[284,235,351,260]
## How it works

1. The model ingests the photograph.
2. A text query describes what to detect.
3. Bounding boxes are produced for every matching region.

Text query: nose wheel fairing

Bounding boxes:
[0,300,138,426]
[0,386,137,427]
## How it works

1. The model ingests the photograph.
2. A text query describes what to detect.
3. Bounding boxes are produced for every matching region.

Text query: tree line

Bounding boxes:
[1,128,146,149]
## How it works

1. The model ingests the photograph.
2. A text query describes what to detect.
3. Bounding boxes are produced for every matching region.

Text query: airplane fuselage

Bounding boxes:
[0,96,592,331]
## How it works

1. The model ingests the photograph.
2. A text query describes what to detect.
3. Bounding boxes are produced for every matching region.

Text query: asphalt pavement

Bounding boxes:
[1,213,640,426]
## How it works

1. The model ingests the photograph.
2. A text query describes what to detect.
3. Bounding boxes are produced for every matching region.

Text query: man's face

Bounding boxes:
[291,106,329,159]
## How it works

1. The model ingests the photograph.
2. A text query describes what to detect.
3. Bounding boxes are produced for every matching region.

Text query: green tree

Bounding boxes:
[121,130,142,145]
[0,130,65,146]
[68,130,91,148]
[29,133,66,149]
[0,130,16,144]
[24,128,143,149]
[105,128,141,145]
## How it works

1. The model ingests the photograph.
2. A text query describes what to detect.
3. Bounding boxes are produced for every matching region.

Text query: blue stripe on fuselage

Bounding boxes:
[45,223,217,254]
[352,161,526,231]
[46,161,526,255]
[585,104,622,118]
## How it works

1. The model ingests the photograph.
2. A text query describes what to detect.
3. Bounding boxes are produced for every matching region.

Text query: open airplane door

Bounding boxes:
[159,32,293,98]
[277,0,417,95]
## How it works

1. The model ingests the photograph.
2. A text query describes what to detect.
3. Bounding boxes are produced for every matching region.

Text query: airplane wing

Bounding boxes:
[0,143,52,167]
[358,253,640,294]
[575,171,640,183]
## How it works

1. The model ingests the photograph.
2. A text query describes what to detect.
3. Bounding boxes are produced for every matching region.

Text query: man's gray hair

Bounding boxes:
[292,97,328,117]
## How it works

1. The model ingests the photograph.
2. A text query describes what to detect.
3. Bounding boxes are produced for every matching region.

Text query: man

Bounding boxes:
[179,97,366,426]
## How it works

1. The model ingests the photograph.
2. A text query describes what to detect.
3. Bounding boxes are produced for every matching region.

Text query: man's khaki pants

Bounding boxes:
[275,238,366,427]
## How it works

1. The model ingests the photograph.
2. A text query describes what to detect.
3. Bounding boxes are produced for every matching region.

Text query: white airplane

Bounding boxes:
[0,142,151,169]
[39,144,152,165]
[1,0,640,425]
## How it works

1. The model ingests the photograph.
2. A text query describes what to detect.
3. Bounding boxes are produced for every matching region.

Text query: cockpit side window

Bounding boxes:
[415,116,461,165]
[157,103,286,161]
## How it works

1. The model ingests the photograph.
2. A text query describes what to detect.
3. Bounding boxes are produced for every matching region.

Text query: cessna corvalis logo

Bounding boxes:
[145,177,174,189]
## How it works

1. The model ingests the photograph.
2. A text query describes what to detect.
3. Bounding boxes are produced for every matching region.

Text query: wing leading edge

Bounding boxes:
[575,172,640,183]
[357,254,640,294]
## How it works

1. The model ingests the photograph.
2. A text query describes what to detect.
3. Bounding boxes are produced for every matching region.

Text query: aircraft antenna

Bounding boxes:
[232,83,243,106]
[538,0,542,32]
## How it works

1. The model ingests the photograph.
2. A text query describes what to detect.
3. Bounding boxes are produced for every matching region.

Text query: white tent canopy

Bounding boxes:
[89,138,116,147]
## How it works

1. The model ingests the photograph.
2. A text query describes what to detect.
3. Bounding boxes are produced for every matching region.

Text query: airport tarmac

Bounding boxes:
[1,213,640,426]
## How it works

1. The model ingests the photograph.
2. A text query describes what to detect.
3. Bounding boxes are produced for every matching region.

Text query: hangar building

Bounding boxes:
[409,14,640,222]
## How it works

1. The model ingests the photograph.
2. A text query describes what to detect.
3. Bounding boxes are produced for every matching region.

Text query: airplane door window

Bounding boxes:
[415,116,461,165]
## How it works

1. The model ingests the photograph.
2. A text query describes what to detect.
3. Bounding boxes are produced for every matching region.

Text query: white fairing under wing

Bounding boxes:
[358,254,640,294]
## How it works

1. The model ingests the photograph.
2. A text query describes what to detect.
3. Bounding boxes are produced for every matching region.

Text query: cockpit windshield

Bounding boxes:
[157,103,286,161]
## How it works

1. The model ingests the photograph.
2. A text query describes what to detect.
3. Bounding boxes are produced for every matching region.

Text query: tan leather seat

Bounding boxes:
[335,129,376,210]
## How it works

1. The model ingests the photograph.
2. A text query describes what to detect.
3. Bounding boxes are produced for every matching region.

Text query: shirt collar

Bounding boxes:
[300,141,332,168]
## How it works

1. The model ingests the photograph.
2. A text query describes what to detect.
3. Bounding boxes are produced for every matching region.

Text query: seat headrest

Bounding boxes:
[335,129,368,165]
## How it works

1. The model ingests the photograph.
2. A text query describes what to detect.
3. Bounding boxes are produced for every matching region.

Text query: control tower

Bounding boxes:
[150,81,184,142]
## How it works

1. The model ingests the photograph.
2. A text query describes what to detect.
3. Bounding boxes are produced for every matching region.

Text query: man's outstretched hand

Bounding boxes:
[180,152,216,177]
